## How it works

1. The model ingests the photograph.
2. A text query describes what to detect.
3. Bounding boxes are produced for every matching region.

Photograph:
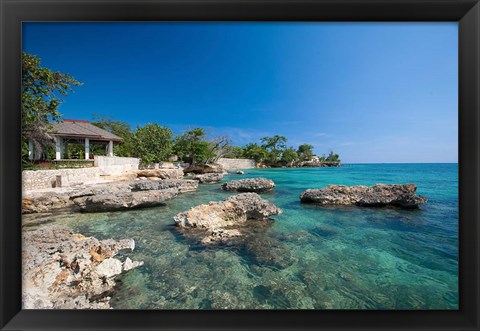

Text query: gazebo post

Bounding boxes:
[64,140,69,159]
[55,136,63,160]
[107,140,114,157]
[85,138,90,160]
[28,140,34,160]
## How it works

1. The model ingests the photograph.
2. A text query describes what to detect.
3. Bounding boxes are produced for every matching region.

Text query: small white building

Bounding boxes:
[29,119,123,160]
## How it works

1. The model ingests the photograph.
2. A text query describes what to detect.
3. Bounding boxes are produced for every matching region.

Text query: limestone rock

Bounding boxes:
[174,193,281,243]
[225,193,282,219]
[72,188,179,212]
[130,179,198,193]
[192,173,224,184]
[136,168,184,180]
[183,163,224,174]
[95,258,123,278]
[22,194,73,214]
[23,179,199,214]
[221,178,275,193]
[22,226,143,309]
[300,184,427,209]
[123,257,144,271]
[244,236,295,269]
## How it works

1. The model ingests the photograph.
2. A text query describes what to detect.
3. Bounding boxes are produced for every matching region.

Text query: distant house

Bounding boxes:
[29,119,123,160]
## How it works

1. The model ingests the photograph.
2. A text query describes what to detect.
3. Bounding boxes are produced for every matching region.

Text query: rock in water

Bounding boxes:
[73,188,179,212]
[192,173,224,184]
[174,193,282,243]
[221,178,275,193]
[130,179,198,193]
[244,236,294,269]
[300,184,427,209]
[22,226,143,309]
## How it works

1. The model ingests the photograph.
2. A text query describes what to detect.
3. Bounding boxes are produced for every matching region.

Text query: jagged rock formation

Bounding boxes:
[136,168,184,180]
[183,163,224,174]
[22,226,143,309]
[174,193,282,243]
[192,173,224,184]
[72,189,179,212]
[221,178,275,193]
[22,179,198,214]
[300,184,427,209]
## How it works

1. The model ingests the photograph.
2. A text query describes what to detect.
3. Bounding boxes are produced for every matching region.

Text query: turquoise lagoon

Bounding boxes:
[24,163,458,309]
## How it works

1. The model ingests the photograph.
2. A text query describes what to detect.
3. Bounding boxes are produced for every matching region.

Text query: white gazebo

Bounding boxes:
[29,119,123,160]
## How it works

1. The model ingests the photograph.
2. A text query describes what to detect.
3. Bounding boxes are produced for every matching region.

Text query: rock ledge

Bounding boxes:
[300,184,427,209]
[23,226,143,309]
[221,178,275,193]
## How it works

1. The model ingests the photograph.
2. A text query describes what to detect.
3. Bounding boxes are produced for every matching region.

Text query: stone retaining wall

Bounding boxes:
[94,156,140,175]
[217,158,256,171]
[23,168,103,191]
[23,157,140,191]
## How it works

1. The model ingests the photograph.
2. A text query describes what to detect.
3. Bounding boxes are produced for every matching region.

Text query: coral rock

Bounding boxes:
[221,178,275,193]
[300,184,427,209]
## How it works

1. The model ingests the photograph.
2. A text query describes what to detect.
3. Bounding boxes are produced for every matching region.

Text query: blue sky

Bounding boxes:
[23,22,458,163]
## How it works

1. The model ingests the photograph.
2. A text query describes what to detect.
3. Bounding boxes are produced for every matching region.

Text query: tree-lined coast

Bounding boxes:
[22,52,340,169]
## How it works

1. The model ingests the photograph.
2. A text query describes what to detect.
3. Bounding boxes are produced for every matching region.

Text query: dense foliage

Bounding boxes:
[90,117,342,166]
[22,52,83,161]
[130,123,174,164]
[297,144,315,161]
[174,128,213,165]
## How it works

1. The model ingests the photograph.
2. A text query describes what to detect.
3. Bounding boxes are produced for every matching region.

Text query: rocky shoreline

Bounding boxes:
[257,160,341,168]
[23,226,143,309]
[22,164,430,308]
[22,168,198,214]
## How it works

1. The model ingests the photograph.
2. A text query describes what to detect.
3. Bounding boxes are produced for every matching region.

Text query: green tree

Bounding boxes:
[326,151,341,163]
[91,114,134,157]
[224,145,244,159]
[174,128,214,165]
[260,135,287,163]
[297,144,315,161]
[243,143,268,163]
[281,147,298,164]
[131,123,173,164]
[22,52,82,160]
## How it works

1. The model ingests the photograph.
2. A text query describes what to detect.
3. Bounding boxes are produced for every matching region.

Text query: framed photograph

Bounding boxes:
[1,0,479,330]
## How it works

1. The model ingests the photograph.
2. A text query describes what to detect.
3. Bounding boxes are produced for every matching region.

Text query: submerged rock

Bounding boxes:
[244,235,295,269]
[300,184,427,209]
[192,173,224,184]
[22,225,143,309]
[174,193,282,243]
[221,178,275,193]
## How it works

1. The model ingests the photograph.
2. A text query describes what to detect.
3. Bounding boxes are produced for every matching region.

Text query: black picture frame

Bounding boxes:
[1,1,479,330]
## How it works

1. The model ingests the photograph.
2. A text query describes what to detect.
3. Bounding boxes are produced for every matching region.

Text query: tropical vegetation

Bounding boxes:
[22,52,340,167]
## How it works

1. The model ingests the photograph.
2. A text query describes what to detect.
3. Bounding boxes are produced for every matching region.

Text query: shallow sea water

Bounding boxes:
[23,163,458,309]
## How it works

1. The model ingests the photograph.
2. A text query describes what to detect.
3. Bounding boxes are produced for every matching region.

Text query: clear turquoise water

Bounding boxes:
[24,163,458,309]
